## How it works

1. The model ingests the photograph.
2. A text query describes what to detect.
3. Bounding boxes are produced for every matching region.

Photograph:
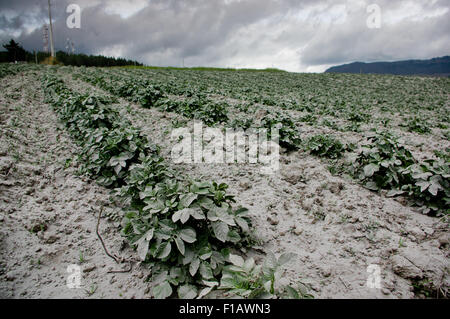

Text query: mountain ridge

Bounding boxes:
[325,56,450,76]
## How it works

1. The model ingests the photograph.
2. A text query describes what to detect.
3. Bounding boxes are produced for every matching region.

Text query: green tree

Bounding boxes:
[3,39,27,62]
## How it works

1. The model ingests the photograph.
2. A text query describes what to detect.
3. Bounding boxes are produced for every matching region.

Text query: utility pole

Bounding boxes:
[43,24,49,53]
[48,0,55,58]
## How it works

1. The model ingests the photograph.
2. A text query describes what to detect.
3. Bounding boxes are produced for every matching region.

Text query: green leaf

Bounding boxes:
[135,229,154,261]
[428,180,443,196]
[144,228,154,240]
[386,189,405,197]
[180,193,198,208]
[180,209,191,223]
[172,208,193,224]
[234,207,249,216]
[198,246,212,260]
[199,262,214,279]
[380,160,390,168]
[227,230,241,243]
[197,287,214,299]
[153,282,172,299]
[178,284,197,299]
[139,186,154,199]
[171,209,182,223]
[182,247,195,265]
[175,237,185,255]
[412,172,433,180]
[262,252,277,277]
[211,251,225,268]
[180,227,197,243]
[207,209,219,222]
[190,208,206,220]
[212,221,229,243]
[243,258,255,272]
[201,279,219,287]
[155,230,171,241]
[415,180,430,192]
[136,237,149,261]
[364,163,379,177]
[197,197,215,210]
[169,267,184,284]
[235,217,249,232]
[217,208,236,226]
[284,285,300,299]
[113,164,122,175]
[189,258,200,276]
[156,242,172,259]
[229,254,244,267]
[364,181,379,191]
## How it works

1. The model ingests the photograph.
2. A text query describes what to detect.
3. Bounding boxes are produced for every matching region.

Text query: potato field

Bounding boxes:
[0,63,448,299]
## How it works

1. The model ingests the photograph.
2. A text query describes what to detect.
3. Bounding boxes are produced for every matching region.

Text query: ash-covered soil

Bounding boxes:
[0,68,448,299]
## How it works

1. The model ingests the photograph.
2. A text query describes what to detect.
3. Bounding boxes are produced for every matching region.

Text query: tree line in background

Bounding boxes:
[1,39,143,67]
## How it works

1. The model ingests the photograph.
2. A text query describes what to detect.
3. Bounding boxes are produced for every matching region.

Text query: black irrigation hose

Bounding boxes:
[95,207,134,274]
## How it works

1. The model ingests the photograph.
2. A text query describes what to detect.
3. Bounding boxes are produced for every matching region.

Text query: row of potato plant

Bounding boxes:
[73,67,303,150]
[349,131,449,216]
[70,67,449,216]
[42,72,309,299]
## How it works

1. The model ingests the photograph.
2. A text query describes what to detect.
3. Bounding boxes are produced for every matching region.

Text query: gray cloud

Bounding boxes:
[0,0,449,72]
[300,0,450,66]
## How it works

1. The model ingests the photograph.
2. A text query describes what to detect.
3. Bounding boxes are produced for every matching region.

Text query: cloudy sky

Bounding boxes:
[0,0,449,72]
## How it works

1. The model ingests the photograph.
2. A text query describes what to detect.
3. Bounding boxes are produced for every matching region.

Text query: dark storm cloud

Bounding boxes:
[300,0,450,66]
[0,0,449,72]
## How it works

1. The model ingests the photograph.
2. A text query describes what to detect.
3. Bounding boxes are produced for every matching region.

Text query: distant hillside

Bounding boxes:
[325,56,450,76]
